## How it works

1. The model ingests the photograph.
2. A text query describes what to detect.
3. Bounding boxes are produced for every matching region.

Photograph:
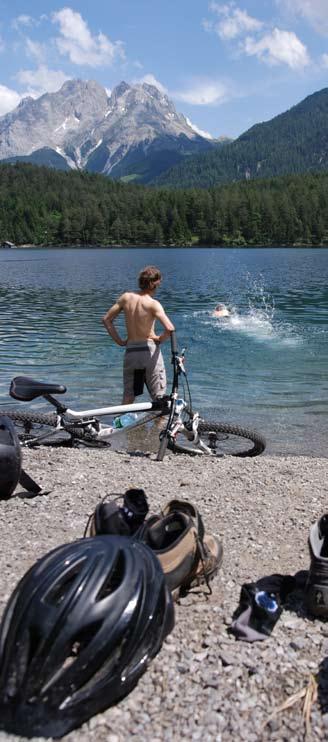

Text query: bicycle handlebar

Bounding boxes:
[170,330,178,354]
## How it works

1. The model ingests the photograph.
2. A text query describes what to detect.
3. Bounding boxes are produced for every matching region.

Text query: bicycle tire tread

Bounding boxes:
[168,419,265,458]
[2,409,58,426]
[199,420,266,456]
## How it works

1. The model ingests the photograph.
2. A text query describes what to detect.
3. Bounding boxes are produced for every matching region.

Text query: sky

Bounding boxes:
[1,0,328,138]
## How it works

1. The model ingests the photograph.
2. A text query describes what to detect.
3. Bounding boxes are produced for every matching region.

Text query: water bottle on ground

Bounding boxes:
[114,412,139,429]
[252,589,281,635]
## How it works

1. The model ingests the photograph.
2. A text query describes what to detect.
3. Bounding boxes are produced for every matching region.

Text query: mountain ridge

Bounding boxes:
[153,87,328,187]
[0,79,215,183]
[2,80,328,188]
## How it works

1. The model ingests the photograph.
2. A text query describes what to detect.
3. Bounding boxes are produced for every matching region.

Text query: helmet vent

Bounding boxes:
[44,564,82,606]
[96,551,126,601]
[5,626,42,699]
[61,645,124,708]
[61,622,103,673]
[27,626,42,666]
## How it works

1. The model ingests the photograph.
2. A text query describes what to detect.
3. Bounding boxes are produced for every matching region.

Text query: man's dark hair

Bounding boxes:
[138,266,162,290]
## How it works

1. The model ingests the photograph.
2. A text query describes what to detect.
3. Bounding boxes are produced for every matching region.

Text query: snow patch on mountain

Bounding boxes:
[185,117,213,140]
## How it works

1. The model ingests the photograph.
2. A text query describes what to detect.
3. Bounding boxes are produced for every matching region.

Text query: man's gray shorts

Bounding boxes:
[123,340,166,399]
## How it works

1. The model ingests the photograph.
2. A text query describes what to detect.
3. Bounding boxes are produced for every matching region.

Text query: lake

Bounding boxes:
[0,246,327,456]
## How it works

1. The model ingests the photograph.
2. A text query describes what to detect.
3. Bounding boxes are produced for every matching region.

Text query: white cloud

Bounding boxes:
[321,53,328,67]
[12,14,35,30]
[0,85,22,116]
[173,79,229,105]
[52,7,125,67]
[12,13,48,30]
[137,74,167,94]
[185,116,213,139]
[205,3,311,71]
[206,2,263,40]
[25,37,46,64]
[277,0,328,36]
[243,28,310,69]
[16,65,70,96]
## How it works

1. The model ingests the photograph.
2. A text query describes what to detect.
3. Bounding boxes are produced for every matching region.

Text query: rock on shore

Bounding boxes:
[0,448,328,741]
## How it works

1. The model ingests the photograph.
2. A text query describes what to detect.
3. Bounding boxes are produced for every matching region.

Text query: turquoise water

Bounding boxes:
[0,246,327,456]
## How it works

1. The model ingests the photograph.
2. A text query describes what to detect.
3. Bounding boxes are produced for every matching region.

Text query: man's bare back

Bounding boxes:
[102,265,174,403]
[102,290,173,345]
[116,291,167,342]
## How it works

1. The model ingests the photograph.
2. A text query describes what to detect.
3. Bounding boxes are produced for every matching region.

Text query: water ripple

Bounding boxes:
[1,247,328,455]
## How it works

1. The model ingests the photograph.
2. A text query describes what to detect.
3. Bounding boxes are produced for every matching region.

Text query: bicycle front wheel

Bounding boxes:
[168,420,266,458]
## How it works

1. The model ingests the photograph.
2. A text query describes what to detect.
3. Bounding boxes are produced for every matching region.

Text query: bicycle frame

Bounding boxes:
[60,330,190,442]
[8,331,190,444]
[64,398,168,441]
[6,330,266,457]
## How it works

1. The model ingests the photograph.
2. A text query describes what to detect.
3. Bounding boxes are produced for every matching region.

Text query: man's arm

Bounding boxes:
[102,298,127,347]
[152,301,175,343]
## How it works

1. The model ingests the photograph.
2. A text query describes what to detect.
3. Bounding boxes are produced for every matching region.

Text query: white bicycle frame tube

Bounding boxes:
[64,401,154,418]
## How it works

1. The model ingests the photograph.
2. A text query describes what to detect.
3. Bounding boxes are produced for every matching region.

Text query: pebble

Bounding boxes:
[0,448,328,741]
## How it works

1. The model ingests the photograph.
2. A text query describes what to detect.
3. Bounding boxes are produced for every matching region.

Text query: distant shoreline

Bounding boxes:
[4,243,328,250]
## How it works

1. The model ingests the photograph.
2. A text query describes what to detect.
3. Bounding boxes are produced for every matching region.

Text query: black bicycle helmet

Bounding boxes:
[0,415,21,499]
[0,536,174,738]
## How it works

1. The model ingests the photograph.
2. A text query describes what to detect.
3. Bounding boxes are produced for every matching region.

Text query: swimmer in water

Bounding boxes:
[212,303,231,318]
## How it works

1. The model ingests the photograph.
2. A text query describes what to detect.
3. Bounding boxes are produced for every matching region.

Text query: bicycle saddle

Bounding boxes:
[10,376,67,401]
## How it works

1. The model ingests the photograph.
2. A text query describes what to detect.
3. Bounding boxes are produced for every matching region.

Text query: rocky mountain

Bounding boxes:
[0,79,214,183]
[154,87,328,188]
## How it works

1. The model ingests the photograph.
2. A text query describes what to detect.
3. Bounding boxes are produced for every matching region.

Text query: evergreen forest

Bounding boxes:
[155,87,328,189]
[1,162,328,248]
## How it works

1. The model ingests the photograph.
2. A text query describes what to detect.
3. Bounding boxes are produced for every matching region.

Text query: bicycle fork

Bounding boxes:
[170,412,214,454]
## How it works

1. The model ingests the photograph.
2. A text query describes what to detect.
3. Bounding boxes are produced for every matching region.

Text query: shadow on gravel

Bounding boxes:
[15,488,52,499]
[114,448,152,459]
[283,570,309,616]
[231,571,309,616]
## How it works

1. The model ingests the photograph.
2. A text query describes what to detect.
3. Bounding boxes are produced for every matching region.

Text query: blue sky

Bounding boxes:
[1,0,328,138]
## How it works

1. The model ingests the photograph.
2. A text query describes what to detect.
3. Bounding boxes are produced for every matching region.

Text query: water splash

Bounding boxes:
[222,305,302,348]
[227,307,276,339]
[204,277,302,346]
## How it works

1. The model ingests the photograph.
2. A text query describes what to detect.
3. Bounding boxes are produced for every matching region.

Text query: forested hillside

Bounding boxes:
[155,88,328,188]
[1,162,328,247]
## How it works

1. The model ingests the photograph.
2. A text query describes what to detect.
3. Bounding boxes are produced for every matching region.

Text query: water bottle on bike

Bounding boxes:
[175,399,185,414]
[114,413,139,429]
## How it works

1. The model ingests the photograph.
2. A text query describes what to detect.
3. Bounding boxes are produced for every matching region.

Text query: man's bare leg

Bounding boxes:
[122,393,135,404]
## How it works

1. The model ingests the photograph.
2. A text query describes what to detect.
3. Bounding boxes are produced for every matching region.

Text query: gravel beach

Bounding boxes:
[1,446,328,742]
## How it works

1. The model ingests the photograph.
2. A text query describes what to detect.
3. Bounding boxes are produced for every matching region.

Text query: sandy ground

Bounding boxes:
[0,446,328,741]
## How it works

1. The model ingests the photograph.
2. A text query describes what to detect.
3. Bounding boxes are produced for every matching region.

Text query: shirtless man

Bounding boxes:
[102,265,175,403]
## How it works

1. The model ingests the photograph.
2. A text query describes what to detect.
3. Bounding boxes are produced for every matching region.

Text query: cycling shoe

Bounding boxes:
[304,513,328,617]
[136,499,223,600]
[84,488,149,537]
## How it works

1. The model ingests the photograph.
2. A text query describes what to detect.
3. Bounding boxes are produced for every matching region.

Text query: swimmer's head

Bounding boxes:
[213,303,230,318]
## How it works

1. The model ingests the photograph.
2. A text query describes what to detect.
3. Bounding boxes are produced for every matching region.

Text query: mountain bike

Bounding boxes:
[1,332,266,460]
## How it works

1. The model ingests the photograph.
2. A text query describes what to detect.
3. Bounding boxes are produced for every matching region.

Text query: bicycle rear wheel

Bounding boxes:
[2,409,71,447]
[167,420,266,458]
